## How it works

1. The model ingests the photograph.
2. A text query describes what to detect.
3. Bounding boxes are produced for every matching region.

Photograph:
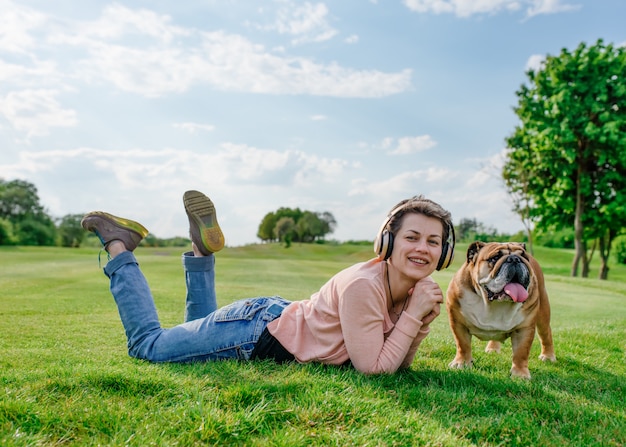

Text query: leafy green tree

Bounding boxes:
[455,218,498,243]
[0,218,16,245]
[15,218,57,246]
[58,214,87,247]
[274,217,295,248]
[0,179,48,222]
[257,207,336,243]
[257,211,278,242]
[295,211,336,242]
[0,179,57,246]
[318,211,337,240]
[503,39,626,278]
[295,211,317,242]
[275,207,304,227]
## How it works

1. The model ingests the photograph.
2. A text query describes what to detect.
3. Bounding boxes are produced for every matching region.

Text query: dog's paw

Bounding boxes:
[448,358,473,369]
[539,353,557,363]
[485,340,501,354]
[510,366,531,379]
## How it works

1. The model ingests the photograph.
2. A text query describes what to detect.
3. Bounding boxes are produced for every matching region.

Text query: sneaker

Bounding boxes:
[183,190,225,255]
[81,211,149,251]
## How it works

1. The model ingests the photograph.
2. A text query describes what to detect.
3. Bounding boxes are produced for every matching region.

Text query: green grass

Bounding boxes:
[0,243,624,446]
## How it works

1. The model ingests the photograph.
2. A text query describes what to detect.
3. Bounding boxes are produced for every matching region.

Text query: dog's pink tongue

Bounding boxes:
[504,283,528,303]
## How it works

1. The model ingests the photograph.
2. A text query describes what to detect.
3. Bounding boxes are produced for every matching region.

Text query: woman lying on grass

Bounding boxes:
[81,191,455,374]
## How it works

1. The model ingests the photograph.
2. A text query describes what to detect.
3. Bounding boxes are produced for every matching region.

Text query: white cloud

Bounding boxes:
[0,144,362,245]
[219,143,353,186]
[0,1,413,148]
[525,53,546,72]
[0,1,47,54]
[0,89,77,138]
[173,122,216,133]
[3,143,353,191]
[0,58,59,87]
[349,167,455,197]
[41,7,411,99]
[402,0,580,18]
[73,3,189,43]
[386,135,437,155]
[264,2,338,44]
[526,0,581,17]
[74,32,411,97]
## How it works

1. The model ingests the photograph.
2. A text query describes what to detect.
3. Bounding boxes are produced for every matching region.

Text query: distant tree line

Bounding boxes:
[257,207,337,247]
[4,177,626,269]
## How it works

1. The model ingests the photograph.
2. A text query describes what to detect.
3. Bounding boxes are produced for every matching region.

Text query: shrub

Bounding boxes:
[0,218,16,245]
[614,235,626,264]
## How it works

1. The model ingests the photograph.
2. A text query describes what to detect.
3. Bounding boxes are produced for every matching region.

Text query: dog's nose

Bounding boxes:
[506,255,521,264]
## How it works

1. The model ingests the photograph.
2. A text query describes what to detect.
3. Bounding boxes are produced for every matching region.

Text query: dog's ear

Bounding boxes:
[467,241,485,264]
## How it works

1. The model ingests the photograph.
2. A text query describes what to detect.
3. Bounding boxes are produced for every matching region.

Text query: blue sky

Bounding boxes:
[1,0,625,246]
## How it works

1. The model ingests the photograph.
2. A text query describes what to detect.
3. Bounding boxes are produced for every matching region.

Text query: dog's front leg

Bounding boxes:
[510,325,536,379]
[448,322,474,369]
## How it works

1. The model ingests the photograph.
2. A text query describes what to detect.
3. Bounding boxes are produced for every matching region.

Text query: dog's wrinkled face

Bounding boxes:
[467,242,532,304]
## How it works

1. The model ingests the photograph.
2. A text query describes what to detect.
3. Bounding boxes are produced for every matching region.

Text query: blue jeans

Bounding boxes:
[103,251,291,362]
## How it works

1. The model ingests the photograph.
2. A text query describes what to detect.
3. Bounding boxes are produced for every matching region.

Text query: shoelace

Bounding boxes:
[94,230,111,267]
[97,249,111,268]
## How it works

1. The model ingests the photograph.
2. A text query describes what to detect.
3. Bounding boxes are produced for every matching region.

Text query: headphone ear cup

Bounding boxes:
[383,232,394,260]
[436,224,456,270]
[436,239,455,270]
[375,230,394,261]
[436,242,450,270]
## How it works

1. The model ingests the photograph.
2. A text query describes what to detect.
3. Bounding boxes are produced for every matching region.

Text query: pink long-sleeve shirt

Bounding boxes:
[266,258,431,374]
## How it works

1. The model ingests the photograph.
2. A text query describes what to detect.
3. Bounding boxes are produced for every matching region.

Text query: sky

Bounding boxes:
[1,0,625,247]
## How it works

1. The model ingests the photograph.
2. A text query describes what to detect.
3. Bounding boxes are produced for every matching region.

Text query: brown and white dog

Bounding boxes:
[446,242,556,379]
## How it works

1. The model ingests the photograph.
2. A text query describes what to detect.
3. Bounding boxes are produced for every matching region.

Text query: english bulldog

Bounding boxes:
[446,242,556,379]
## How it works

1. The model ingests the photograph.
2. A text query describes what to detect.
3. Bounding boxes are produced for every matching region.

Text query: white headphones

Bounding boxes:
[373,201,455,270]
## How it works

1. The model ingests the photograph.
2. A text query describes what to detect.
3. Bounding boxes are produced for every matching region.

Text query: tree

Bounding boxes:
[274,217,295,248]
[0,218,16,245]
[455,218,498,243]
[15,218,57,246]
[257,211,278,242]
[257,207,336,243]
[0,179,57,246]
[318,211,337,239]
[58,214,87,247]
[295,211,320,242]
[503,39,626,279]
[0,179,48,222]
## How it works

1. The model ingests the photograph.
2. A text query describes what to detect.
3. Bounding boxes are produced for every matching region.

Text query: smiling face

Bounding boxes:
[387,212,444,283]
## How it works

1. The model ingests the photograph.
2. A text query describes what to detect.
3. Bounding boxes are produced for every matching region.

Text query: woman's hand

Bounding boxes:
[406,277,443,324]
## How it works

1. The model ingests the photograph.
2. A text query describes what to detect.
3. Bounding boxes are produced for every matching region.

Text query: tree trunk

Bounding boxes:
[598,230,614,280]
[599,259,609,280]
[524,223,534,255]
[581,248,590,278]
[571,165,585,277]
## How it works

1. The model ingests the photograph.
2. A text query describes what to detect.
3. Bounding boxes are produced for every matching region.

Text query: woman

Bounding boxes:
[82,190,455,374]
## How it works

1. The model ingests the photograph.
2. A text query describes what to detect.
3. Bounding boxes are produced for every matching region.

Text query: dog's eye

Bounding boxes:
[488,254,501,264]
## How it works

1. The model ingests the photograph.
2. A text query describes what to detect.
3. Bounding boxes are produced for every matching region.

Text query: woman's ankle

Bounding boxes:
[107,240,128,258]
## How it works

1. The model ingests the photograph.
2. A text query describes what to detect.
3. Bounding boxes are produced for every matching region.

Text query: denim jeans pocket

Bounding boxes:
[212,298,267,322]
[262,300,290,322]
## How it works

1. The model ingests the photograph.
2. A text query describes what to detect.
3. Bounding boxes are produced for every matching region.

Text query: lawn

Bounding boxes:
[0,243,624,446]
